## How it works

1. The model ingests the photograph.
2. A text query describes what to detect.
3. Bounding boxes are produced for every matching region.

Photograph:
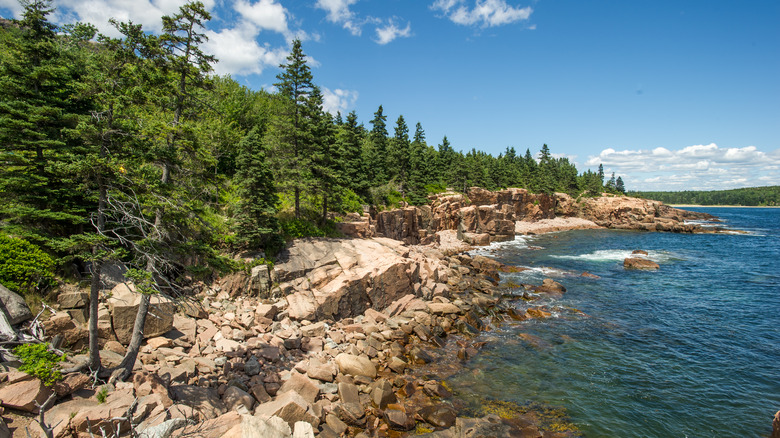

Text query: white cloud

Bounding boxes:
[432,0,532,28]
[315,0,362,35]
[204,25,288,76]
[322,87,358,116]
[47,0,211,36]
[585,143,780,191]
[375,19,411,44]
[234,0,289,36]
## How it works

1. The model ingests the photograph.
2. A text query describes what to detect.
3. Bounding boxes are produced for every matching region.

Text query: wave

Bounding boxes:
[468,235,532,256]
[551,249,681,263]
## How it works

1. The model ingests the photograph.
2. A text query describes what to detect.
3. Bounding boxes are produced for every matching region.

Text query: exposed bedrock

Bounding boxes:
[335,187,717,244]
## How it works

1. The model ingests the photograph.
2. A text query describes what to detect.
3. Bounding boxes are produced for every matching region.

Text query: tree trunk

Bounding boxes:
[322,192,328,223]
[88,259,101,370]
[295,186,300,219]
[116,291,149,381]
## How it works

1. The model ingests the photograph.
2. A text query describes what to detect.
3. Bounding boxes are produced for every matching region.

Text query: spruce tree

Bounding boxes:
[0,0,91,249]
[407,122,428,205]
[367,105,388,186]
[338,111,367,196]
[234,126,280,250]
[308,86,340,222]
[616,176,625,193]
[270,39,316,218]
[387,115,411,192]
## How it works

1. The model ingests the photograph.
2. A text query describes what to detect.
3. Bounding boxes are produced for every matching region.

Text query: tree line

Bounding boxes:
[631,186,780,206]
[0,0,624,376]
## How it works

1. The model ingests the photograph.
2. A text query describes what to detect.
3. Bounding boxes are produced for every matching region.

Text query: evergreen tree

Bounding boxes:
[234,126,280,250]
[308,86,340,222]
[366,105,388,186]
[597,163,605,186]
[269,39,316,218]
[115,0,217,380]
[407,122,428,205]
[387,115,411,192]
[605,172,617,192]
[338,110,367,196]
[521,148,537,189]
[0,0,91,249]
[616,176,625,193]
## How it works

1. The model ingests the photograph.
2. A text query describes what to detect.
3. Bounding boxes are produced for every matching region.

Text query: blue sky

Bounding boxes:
[2,0,778,191]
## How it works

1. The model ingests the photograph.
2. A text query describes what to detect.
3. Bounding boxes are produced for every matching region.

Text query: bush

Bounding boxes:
[280,218,326,239]
[0,234,56,294]
[13,343,65,386]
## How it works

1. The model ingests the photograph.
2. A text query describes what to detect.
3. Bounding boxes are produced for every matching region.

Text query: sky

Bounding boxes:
[1,0,779,191]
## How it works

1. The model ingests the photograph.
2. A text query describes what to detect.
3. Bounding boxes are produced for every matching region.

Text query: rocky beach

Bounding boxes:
[0,189,731,438]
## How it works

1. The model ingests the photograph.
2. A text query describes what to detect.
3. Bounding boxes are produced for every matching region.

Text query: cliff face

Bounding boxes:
[338,187,716,244]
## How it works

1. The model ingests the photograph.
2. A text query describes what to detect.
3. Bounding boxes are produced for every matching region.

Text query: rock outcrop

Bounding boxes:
[623,257,660,270]
[335,187,719,246]
[273,238,448,321]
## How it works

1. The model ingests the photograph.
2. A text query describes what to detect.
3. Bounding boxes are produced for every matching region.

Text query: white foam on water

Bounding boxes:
[468,235,531,256]
[551,249,681,263]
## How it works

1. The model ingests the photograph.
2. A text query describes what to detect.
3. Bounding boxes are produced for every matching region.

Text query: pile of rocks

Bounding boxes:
[7,240,569,438]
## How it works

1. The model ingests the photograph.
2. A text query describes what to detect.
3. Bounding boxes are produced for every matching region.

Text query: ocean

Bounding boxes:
[448,207,780,437]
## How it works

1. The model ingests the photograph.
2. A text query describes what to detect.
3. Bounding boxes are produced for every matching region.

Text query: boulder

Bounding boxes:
[170,385,227,420]
[234,415,291,438]
[772,410,780,438]
[249,264,272,296]
[57,292,89,309]
[0,378,53,412]
[334,353,376,379]
[254,390,319,429]
[223,385,255,411]
[278,372,320,404]
[623,258,660,270]
[108,283,174,345]
[0,283,33,325]
[71,390,136,434]
[419,405,457,429]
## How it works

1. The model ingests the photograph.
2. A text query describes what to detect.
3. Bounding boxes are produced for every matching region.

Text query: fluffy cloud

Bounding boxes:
[375,19,412,44]
[204,0,297,76]
[322,87,359,116]
[315,0,362,36]
[234,0,289,36]
[49,0,216,36]
[203,25,289,76]
[431,0,532,28]
[585,143,780,191]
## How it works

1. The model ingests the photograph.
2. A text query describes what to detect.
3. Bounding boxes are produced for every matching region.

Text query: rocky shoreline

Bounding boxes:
[0,190,725,437]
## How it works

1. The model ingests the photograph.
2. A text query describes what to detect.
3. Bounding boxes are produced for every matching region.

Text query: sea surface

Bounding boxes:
[448,207,780,437]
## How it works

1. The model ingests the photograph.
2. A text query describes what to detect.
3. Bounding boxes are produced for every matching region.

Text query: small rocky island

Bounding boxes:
[0,189,721,438]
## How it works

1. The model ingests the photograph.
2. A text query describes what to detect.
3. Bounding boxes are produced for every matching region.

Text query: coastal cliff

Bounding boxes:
[338,187,717,245]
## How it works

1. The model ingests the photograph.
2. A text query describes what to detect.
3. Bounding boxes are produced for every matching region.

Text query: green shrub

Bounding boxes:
[332,188,364,214]
[13,343,65,386]
[281,218,326,239]
[0,235,56,294]
[96,386,109,403]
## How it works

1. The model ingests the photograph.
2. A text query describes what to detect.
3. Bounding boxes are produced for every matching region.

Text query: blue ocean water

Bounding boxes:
[450,208,780,437]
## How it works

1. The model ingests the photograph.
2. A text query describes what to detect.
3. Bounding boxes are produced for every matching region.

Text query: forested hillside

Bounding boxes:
[0,1,622,296]
[631,186,780,206]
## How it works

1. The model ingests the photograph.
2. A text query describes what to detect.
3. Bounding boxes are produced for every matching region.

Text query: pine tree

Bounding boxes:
[616,176,625,193]
[234,126,280,250]
[338,111,367,196]
[115,0,217,380]
[308,86,340,222]
[0,0,91,249]
[407,122,428,205]
[269,39,316,218]
[387,115,412,195]
[367,105,388,186]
